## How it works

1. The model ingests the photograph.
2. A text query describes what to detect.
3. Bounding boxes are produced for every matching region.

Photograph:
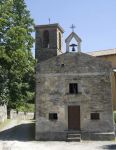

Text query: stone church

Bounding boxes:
[35,23,115,141]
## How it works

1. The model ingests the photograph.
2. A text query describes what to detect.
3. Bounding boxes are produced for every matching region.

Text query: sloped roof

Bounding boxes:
[88,49,116,57]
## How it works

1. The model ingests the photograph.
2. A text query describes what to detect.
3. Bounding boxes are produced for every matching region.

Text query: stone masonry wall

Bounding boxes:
[0,105,7,123]
[36,74,114,132]
[10,110,34,120]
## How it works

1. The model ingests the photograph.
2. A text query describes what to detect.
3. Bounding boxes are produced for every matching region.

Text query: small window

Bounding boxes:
[49,113,58,120]
[69,83,78,94]
[91,113,100,120]
[61,64,64,67]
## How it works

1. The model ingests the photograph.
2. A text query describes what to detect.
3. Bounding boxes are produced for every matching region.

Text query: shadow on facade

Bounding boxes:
[0,123,35,141]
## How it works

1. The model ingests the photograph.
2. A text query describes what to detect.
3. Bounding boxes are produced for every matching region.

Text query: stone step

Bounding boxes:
[67,133,81,142]
[67,133,81,138]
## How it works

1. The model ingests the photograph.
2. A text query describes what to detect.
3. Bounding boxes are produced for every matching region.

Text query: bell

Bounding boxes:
[72,46,75,51]
[70,43,78,52]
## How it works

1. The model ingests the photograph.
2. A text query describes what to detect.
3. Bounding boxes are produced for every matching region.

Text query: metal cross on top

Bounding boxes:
[49,18,51,24]
[70,24,76,32]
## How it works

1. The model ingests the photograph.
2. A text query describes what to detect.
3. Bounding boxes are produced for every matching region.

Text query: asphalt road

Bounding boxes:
[0,120,35,141]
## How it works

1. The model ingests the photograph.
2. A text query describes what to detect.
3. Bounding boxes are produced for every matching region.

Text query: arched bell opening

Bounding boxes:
[69,37,78,52]
[43,30,50,48]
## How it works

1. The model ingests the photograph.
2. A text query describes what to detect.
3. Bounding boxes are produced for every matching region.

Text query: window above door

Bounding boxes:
[69,83,78,94]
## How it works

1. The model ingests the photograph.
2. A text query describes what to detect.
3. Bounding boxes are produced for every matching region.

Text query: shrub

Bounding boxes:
[17,103,35,112]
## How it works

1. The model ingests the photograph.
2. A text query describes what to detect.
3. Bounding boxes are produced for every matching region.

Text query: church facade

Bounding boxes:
[35,24,115,141]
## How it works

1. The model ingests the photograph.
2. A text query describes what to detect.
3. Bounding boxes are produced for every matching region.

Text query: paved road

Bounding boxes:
[0,120,35,141]
[0,120,115,150]
[0,141,116,150]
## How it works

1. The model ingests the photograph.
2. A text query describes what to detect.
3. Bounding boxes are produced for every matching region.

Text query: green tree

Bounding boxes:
[0,0,35,111]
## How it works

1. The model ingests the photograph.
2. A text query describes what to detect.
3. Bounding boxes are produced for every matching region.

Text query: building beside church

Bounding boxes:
[88,49,116,110]
[35,23,115,141]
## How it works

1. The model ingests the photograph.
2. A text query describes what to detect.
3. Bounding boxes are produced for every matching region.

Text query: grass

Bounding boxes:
[114,111,116,123]
[0,119,12,130]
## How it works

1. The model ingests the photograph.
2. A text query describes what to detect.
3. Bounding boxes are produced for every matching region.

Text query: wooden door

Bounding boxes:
[68,106,80,130]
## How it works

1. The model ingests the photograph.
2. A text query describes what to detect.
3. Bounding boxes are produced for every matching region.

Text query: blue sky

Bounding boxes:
[25,0,116,53]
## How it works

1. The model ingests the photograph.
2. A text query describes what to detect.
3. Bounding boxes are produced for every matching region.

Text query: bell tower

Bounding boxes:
[35,23,64,62]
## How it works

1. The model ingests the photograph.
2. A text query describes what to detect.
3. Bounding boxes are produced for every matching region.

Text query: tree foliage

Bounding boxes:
[0,0,35,110]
